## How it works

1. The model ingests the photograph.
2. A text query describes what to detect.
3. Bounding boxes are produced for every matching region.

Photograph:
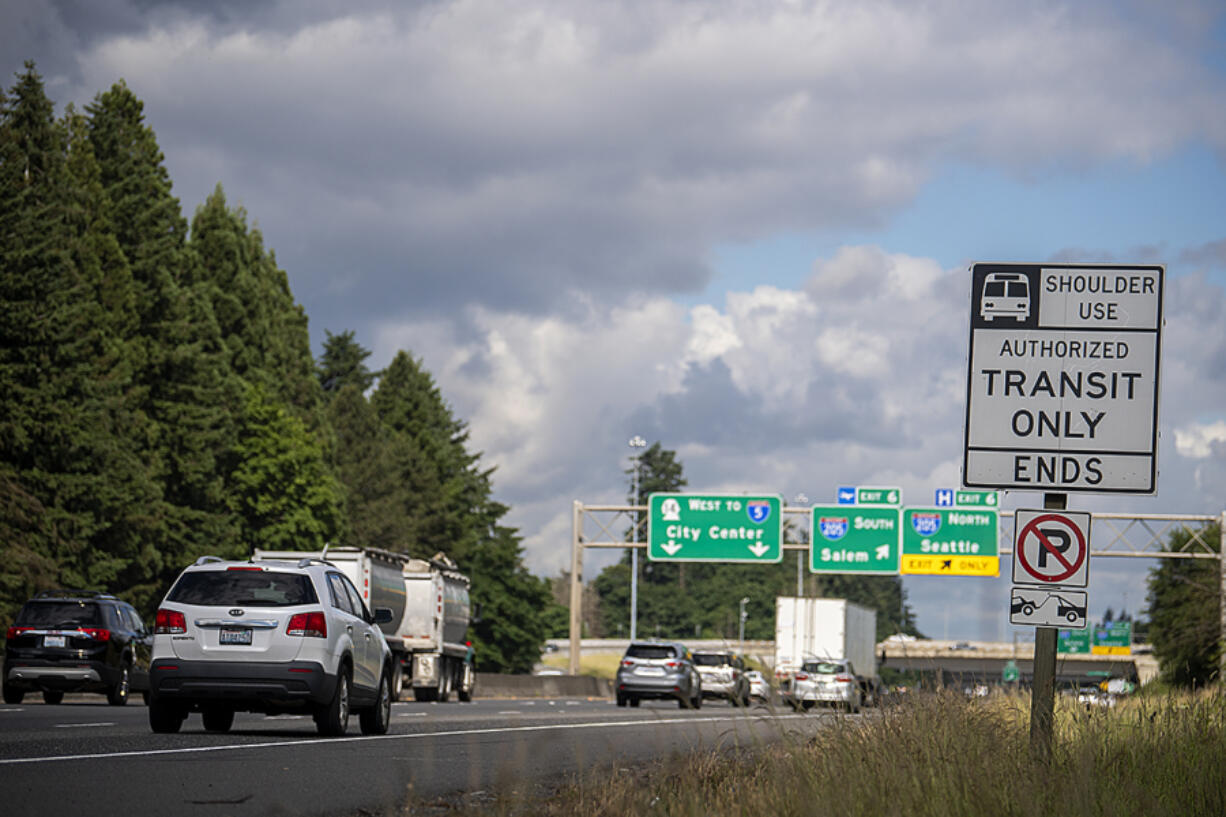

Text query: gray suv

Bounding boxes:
[615,641,701,709]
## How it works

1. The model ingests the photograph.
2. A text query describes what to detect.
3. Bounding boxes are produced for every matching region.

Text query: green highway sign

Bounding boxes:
[1059,628,1091,654]
[647,494,782,563]
[810,506,901,575]
[1002,660,1020,683]
[900,507,999,576]
[955,490,998,507]
[856,486,902,506]
[1093,621,1132,655]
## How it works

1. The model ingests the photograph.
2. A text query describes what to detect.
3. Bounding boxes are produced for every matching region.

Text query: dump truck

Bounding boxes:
[252,546,475,702]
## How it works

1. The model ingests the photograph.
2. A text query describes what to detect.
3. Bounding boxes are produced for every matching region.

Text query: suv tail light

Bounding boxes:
[5,626,33,640]
[795,672,809,681]
[80,628,111,641]
[666,661,678,668]
[287,611,327,638]
[622,660,634,667]
[835,674,854,683]
[155,609,187,634]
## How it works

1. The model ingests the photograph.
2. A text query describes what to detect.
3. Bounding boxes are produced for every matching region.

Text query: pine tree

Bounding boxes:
[1146,523,1222,687]
[0,63,157,598]
[86,80,243,597]
[319,329,377,396]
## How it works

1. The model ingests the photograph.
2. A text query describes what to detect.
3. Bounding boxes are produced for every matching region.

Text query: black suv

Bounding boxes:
[3,590,152,705]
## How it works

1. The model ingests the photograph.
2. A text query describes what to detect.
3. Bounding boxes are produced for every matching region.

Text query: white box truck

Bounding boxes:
[775,597,881,706]
[252,546,475,702]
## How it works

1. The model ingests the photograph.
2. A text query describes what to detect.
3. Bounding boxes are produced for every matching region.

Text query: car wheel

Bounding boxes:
[42,689,64,705]
[359,670,392,735]
[693,691,702,710]
[202,706,235,733]
[1022,604,1035,616]
[629,697,640,708]
[801,700,814,712]
[316,668,351,736]
[142,690,150,706]
[616,693,628,707]
[2,683,23,705]
[148,697,185,733]
[107,665,130,706]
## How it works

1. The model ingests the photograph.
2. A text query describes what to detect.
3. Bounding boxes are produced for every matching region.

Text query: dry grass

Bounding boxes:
[538,652,623,680]
[407,688,1226,817]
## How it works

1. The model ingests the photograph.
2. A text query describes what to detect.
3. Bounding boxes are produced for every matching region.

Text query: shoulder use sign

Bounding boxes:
[963,263,1163,493]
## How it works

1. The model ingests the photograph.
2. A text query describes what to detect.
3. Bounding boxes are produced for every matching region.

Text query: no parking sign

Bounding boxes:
[1011,509,1091,587]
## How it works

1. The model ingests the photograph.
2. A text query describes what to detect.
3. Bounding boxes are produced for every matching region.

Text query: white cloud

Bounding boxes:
[1174,421,1226,459]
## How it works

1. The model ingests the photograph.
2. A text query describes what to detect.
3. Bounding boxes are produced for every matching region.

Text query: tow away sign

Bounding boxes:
[963,263,1163,494]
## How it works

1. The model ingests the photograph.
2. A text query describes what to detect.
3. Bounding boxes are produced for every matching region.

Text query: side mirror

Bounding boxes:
[470,602,483,624]
[373,607,394,625]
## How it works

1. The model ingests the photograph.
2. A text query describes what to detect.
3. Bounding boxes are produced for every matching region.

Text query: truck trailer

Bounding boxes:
[252,546,475,702]
[774,597,881,706]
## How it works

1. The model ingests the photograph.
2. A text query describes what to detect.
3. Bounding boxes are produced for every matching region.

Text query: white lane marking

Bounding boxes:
[54,723,116,729]
[497,710,523,715]
[397,712,428,718]
[263,715,307,720]
[0,713,808,765]
[565,701,580,706]
[0,708,25,713]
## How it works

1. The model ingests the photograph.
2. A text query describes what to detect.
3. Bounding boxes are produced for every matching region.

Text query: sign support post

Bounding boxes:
[1029,492,1064,762]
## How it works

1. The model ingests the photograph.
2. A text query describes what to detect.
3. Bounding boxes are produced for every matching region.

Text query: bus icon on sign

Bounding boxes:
[980,272,1030,322]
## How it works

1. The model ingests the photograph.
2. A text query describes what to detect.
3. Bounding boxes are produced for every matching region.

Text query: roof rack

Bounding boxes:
[33,589,118,601]
[193,556,225,566]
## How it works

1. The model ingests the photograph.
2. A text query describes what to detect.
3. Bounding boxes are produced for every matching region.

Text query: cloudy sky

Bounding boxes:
[7,0,1226,642]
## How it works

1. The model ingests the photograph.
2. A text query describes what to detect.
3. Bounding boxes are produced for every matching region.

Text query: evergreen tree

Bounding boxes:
[86,80,243,597]
[0,63,157,599]
[325,383,416,550]
[319,329,376,396]
[227,384,345,553]
[1146,523,1221,687]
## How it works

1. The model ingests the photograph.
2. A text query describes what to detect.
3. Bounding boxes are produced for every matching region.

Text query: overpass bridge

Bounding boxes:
[549,637,1157,687]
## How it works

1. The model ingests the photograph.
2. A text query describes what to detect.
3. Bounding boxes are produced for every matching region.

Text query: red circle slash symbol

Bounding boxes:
[1016,513,1086,583]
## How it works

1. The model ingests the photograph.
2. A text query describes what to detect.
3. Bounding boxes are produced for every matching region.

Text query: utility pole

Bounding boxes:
[628,435,646,641]
[738,597,750,652]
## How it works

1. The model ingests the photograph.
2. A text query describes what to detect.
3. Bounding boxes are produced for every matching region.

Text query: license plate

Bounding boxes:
[219,627,252,645]
[637,666,665,676]
[43,635,66,648]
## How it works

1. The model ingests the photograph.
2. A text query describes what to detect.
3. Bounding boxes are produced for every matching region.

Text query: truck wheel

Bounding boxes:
[437,661,452,703]
[391,660,404,702]
[457,664,474,702]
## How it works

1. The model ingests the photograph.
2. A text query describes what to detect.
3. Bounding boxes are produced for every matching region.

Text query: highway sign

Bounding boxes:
[1092,620,1132,655]
[1010,588,1088,628]
[1059,628,1092,654]
[936,489,999,507]
[963,263,1163,494]
[900,507,999,576]
[855,486,902,506]
[647,494,782,562]
[1012,509,1091,588]
[810,506,900,575]
[836,486,856,505]
[1002,660,1020,683]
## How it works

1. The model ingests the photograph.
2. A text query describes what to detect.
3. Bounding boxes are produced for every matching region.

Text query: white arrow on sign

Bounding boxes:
[748,543,770,558]
[660,540,683,556]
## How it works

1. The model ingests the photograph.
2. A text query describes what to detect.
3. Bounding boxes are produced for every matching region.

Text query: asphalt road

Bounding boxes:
[0,695,838,816]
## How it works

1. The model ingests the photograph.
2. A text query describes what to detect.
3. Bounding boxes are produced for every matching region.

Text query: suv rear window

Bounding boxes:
[167,571,318,607]
[693,653,732,666]
[16,601,103,627]
[626,644,677,660]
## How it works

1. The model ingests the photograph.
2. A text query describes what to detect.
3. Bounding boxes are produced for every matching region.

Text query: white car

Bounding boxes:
[148,556,395,736]
[745,670,770,702]
[784,659,862,713]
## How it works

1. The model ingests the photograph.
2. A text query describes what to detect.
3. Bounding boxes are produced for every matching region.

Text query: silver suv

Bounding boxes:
[692,651,750,707]
[148,556,394,736]
[615,641,702,709]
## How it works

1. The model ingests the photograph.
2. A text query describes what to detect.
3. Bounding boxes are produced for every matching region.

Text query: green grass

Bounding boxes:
[407,688,1226,816]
